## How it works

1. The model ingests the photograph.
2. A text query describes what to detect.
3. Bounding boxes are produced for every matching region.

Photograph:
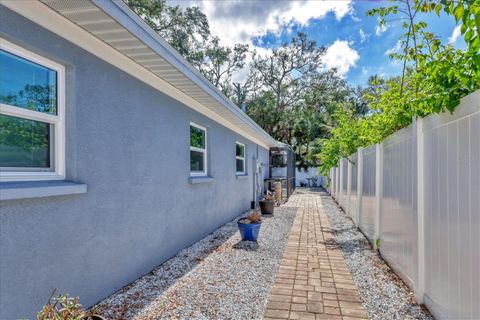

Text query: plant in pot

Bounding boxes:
[259,192,275,215]
[237,211,262,242]
[37,289,105,320]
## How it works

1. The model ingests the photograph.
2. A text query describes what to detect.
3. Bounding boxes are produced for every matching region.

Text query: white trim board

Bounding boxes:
[1,0,274,150]
[0,38,66,182]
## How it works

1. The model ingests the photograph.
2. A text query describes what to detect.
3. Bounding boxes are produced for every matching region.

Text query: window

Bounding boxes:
[236,142,246,174]
[190,123,207,176]
[0,39,65,182]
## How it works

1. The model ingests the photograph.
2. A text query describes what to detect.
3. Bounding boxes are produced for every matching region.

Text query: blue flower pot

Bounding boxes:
[237,219,262,242]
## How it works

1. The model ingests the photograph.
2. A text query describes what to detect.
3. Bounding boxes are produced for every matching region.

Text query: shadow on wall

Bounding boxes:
[94,218,239,318]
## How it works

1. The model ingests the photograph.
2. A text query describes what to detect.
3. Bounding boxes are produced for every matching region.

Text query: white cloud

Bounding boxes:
[322,40,359,76]
[170,0,354,47]
[168,1,355,83]
[359,29,370,43]
[375,17,389,36]
[385,40,402,56]
[448,25,462,44]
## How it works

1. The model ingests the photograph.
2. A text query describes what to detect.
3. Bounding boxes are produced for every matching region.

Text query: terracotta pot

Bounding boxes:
[259,200,275,215]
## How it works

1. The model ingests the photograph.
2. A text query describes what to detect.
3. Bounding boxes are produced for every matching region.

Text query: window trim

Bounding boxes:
[235,141,246,175]
[189,122,207,177]
[0,38,65,182]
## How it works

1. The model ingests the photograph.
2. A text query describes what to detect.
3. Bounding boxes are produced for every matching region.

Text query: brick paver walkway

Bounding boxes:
[264,188,368,320]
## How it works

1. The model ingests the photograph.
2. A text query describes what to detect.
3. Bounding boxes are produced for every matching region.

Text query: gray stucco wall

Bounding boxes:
[0,6,270,319]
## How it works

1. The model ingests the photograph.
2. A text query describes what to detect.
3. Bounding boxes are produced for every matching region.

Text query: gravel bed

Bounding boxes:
[320,191,432,320]
[95,207,297,320]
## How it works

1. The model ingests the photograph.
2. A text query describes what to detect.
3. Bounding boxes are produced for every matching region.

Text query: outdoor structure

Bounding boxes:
[0,1,281,318]
[328,90,480,320]
[266,144,296,200]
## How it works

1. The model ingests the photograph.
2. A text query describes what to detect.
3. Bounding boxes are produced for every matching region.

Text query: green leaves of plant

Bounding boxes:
[319,0,480,176]
[453,4,464,23]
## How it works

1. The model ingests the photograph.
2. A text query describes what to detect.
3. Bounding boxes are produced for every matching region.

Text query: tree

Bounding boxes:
[125,0,210,65]
[368,0,479,112]
[231,69,262,109]
[246,91,283,138]
[246,68,352,170]
[250,32,325,109]
[197,37,249,96]
[319,0,480,177]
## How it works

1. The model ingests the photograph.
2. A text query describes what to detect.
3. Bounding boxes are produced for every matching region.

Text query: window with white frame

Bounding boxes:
[0,39,65,182]
[190,123,207,176]
[235,142,246,174]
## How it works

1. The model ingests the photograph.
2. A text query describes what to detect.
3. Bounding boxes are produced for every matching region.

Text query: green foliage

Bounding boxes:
[190,125,205,148]
[125,0,210,65]
[319,0,480,179]
[246,67,364,169]
[126,0,478,176]
[246,91,286,140]
[198,37,249,96]
[0,84,54,167]
[318,106,362,176]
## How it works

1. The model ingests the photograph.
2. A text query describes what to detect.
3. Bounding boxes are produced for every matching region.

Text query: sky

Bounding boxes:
[168,0,465,87]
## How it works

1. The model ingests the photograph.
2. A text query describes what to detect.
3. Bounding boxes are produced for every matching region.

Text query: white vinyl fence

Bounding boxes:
[328,90,480,320]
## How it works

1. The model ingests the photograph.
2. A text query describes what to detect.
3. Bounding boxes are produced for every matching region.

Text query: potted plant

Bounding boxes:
[237,211,262,242]
[259,192,275,215]
[37,289,105,320]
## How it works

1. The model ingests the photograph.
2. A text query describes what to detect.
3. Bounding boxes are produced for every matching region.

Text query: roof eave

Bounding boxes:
[91,0,279,148]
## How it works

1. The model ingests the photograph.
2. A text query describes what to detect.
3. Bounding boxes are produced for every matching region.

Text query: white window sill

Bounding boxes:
[189,176,214,184]
[236,174,249,180]
[0,180,87,201]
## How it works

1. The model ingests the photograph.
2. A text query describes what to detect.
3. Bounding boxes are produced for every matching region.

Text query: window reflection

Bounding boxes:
[0,114,50,168]
[190,150,204,172]
[0,49,57,114]
[190,126,205,148]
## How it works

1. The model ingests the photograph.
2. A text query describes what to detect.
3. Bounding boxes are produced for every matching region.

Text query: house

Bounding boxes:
[0,0,280,317]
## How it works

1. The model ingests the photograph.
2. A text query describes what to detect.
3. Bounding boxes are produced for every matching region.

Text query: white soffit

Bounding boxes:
[3,0,278,148]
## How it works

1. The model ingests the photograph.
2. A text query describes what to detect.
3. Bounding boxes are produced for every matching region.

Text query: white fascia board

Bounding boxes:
[2,0,277,149]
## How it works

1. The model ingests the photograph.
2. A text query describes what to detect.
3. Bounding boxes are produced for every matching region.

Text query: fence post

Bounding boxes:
[416,117,425,304]
[347,159,352,215]
[339,159,343,205]
[374,142,383,249]
[332,168,336,195]
[356,148,364,227]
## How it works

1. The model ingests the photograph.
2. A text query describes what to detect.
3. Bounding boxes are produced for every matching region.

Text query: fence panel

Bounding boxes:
[336,165,340,200]
[360,145,376,242]
[330,90,479,319]
[348,153,358,219]
[333,167,336,195]
[380,123,418,290]
[341,158,348,207]
[423,92,480,320]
